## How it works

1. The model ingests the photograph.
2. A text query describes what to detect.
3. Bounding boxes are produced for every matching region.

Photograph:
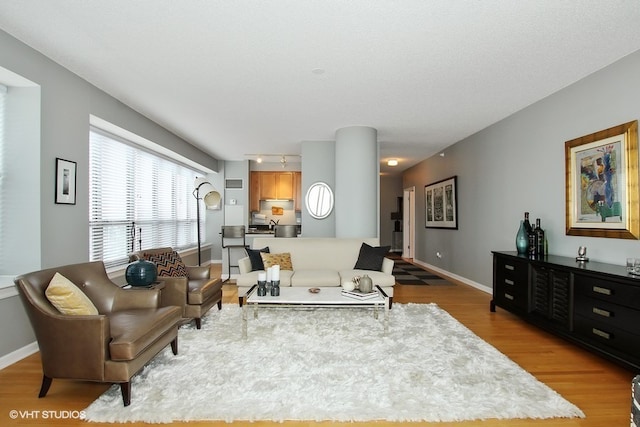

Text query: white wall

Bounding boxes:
[403,49,640,291]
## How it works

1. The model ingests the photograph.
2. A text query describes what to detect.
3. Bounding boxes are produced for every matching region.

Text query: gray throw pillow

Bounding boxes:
[353,243,390,271]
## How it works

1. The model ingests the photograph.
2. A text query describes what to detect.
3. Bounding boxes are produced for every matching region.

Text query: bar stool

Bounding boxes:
[221,225,247,282]
[274,224,298,237]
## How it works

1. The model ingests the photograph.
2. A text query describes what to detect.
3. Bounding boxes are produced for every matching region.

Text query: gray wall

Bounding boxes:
[0,29,220,360]
[403,49,640,291]
[301,140,336,236]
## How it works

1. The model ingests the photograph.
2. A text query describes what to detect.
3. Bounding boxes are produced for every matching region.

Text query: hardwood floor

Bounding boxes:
[0,262,634,426]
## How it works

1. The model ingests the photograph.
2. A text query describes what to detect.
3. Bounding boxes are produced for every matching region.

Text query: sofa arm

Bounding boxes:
[36,314,111,380]
[382,257,394,275]
[155,277,189,311]
[238,257,253,274]
[186,266,210,280]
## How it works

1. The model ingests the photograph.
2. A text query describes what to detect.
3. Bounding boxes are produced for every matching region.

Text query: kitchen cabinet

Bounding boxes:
[249,172,261,212]
[276,172,294,199]
[250,171,299,212]
[294,172,302,211]
[492,251,640,371]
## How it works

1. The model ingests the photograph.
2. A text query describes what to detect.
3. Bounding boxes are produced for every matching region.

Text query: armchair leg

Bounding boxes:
[171,336,178,355]
[238,296,243,307]
[195,318,202,329]
[217,300,222,310]
[38,375,52,398]
[120,382,131,407]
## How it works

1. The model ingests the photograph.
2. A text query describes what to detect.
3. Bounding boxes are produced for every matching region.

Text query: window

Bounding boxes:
[89,127,203,269]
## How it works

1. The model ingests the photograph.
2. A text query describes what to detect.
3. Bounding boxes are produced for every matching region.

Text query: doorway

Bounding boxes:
[403,187,415,259]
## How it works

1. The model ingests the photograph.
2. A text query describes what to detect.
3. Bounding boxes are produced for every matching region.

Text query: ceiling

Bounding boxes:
[2,1,640,175]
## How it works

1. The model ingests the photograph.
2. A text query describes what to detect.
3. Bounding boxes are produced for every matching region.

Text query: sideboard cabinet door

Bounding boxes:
[531,266,571,330]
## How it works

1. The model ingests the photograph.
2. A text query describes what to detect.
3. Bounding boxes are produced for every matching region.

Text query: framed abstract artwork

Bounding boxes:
[425,176,458,229]
[565,120,639,239]
[55,157,77,205]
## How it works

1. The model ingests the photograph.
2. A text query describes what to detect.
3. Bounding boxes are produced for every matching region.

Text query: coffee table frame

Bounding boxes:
[241,285,390,338]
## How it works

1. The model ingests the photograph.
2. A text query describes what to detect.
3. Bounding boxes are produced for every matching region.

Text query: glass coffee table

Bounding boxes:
[241,285,390,338]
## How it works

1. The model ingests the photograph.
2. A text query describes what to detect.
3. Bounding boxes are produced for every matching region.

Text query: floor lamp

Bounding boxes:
[193,177,221,265]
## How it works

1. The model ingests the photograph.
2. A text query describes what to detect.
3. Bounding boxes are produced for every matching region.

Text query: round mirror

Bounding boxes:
[305,182,334,219]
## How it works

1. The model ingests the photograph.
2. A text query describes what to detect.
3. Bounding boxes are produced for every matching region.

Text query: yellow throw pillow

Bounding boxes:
[260,252,293,271]
[45,272,99,315]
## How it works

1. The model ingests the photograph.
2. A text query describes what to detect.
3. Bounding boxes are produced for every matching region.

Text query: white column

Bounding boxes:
[335,126,378,237]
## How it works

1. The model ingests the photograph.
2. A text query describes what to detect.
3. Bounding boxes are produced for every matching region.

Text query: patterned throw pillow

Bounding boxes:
[260,252,293,270]
[143,250,189,278]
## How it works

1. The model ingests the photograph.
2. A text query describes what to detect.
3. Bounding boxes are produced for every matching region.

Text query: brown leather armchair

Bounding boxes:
[14,261,182,407]
[130,247,223,329]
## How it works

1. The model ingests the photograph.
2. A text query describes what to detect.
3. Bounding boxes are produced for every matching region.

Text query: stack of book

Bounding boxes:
[341,289,379,300]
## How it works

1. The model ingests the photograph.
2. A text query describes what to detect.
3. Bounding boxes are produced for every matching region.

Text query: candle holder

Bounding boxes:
[271,280,280,296]
[257,280,267,296]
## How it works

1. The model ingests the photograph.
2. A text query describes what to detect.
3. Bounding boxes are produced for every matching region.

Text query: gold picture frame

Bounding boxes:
[565,120,639,239]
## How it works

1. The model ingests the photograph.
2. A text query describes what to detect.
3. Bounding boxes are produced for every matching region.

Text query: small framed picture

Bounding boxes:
[55,158,77,205]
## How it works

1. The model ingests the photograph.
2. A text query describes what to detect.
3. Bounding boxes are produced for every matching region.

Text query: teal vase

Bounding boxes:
[515,220,529,255]
[125,260,157,287]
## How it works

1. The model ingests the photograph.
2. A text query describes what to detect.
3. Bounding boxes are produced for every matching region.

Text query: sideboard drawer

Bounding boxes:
[574,273,640,309]
[574,293,640,335]
[494,256,529,311]
[574,314,640,356]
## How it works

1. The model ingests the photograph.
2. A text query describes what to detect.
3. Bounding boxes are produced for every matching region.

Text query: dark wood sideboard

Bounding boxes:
[492,251,640,372]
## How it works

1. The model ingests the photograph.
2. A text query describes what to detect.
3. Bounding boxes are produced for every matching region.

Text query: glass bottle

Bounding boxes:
[534,218,545,258]
[523,212,533,234]
[515,220,529,255]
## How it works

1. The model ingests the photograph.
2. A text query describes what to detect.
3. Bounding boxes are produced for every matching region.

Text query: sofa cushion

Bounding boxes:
[261,252,293,270]
[108,306,181,361]
[237,270,294,287]
[144,250,189,278]
[45,272,99,316]
[340,269,397,287]
[290,270,340,287]
[246,247,269,271]
[353,243,391,271]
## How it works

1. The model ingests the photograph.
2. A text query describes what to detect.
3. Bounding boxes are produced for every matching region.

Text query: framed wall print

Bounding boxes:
[565,120,639,239]
[55,157,77,205]
[425,176,458,229]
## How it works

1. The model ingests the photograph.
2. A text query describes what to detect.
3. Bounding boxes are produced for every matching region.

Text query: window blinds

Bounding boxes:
[89,127,202,269]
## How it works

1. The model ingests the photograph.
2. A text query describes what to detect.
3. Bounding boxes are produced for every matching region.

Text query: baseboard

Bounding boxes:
[0,341,38,370]
[411,260,491,295]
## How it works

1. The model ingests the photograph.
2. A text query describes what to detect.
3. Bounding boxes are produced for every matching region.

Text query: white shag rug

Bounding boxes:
[84,303,584,423]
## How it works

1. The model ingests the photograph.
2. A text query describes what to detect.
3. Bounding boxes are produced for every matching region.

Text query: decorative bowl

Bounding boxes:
[308,287,321,293]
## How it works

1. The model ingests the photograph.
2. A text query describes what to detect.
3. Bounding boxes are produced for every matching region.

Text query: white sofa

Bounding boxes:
[236,237,395,304]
